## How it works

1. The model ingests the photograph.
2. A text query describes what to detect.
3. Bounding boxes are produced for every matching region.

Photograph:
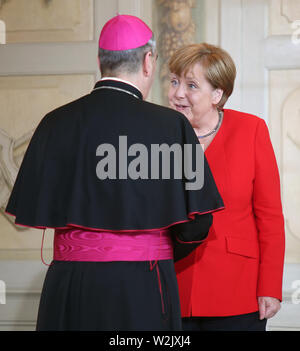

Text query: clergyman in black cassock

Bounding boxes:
[5,15,224,331]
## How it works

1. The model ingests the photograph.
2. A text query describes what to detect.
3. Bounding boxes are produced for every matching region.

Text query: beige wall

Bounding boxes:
[0,75,94,261]
[0,0,94,43]
[268,0,300,264]
[0,0,95,261]
[0,0,153,261]
[0,0,299,330]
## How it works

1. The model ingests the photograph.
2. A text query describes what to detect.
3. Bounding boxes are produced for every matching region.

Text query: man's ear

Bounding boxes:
[142,51,153,77]
[97,56,101,71]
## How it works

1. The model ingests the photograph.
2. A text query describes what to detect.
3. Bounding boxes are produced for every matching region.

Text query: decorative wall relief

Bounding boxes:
[269,0,300,35]
[0,75,93,258]
[156,0,196,104]
[280,0,300,24]
[0,128,34,229]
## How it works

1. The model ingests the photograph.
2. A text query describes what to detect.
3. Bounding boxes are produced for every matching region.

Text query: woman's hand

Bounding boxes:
[258,296,281,320]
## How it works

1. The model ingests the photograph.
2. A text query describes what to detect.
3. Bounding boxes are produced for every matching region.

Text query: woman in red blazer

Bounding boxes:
[168,43,285,331]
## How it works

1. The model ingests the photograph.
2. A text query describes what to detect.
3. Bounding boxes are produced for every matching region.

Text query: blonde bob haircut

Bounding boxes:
[168,43,236,109]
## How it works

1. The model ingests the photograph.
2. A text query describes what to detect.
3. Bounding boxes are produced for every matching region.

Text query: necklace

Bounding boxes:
[93,86,140,100]
[197,110,223,139]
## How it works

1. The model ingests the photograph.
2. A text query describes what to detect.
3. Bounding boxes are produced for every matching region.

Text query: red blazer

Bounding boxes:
[175,109,285,317]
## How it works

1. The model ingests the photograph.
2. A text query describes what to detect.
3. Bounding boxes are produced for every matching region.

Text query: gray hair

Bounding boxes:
[98,35,156,76]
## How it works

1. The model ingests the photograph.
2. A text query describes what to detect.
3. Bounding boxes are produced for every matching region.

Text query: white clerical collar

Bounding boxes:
[99,77,141,94]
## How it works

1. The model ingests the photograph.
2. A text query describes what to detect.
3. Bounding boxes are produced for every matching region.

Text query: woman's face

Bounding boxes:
[168,62,221,124]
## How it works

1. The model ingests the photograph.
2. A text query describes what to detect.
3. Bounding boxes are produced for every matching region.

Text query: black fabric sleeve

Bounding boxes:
[170,213,213,262]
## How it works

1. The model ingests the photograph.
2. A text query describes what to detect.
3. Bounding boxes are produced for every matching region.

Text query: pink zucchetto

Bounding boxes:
[99,14,153,51]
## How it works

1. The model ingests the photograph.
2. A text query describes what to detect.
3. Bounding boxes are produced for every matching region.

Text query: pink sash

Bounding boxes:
[53,228,173,262]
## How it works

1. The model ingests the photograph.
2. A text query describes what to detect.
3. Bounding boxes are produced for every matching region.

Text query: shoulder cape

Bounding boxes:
[6,80,224,231]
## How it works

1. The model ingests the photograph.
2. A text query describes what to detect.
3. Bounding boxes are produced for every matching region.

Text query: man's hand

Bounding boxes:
[258,296,281,320]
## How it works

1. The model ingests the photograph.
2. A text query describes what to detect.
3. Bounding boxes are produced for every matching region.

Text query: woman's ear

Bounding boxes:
[212,88,223,105]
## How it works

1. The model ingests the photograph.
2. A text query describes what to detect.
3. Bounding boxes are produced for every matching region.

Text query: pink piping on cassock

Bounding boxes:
[5,207,224,231]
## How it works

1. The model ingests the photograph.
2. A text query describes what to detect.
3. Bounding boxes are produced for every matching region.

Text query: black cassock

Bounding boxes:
[6,79,224,331]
